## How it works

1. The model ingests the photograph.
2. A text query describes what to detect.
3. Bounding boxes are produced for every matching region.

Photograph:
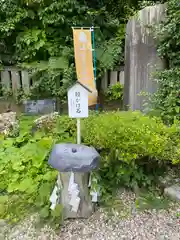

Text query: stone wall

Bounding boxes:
[0,112,19,136]
[124,4,166,111]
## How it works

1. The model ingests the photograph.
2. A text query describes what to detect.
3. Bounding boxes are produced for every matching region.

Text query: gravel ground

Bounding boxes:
[1,191,180,240]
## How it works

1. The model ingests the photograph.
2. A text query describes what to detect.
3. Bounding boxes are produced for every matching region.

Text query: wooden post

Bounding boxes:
[21,71,29,95]
[11,71,21,96]
[1,71,11,94]
[77,118,81,144]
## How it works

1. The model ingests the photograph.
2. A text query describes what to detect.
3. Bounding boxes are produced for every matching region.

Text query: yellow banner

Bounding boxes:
[72,29,97,106]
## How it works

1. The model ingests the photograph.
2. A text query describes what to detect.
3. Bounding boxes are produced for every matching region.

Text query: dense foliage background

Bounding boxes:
[148,0,180,124]
[0,0,164,101]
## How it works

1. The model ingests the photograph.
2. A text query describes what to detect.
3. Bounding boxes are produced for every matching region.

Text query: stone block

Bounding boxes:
[164,184,180,200]
[124,4,166,110]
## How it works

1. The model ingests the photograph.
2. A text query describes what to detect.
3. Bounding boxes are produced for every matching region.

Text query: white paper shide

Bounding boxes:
[50,180,59,210]
[50,175,63,210]
[68,173,81,213]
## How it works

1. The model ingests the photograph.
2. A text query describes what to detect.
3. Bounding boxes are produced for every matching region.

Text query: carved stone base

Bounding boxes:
[58,172,94,219]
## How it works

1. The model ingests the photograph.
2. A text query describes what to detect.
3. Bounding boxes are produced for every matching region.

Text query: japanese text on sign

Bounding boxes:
[75,92,81,114]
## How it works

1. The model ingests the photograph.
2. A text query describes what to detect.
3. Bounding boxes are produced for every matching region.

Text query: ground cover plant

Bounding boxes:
[0,111,180,223]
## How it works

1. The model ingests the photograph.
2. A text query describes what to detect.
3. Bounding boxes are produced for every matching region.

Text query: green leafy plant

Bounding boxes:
[0,134,57,222]
[150,0,180,124]
[138,0,166,9]
[135,189,170,211]
[82,111,180,194]
[0,0,127,103]
[0,115,77,224]
[0,0,161,103]
[148,68,180,124]
[105,82,124,101]
[1,112,180,223]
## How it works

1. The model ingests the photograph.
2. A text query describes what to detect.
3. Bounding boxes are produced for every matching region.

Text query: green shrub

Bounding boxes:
[0,134,58,223]
[0,116,76,224]
[82,111,180,192]
[105,82,124,101]
[1,112,180,222]
[151,0,180,124]
[149,68,180,124]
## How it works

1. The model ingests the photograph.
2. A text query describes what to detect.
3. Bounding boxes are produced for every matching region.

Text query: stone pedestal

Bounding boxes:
[58,172,94,219]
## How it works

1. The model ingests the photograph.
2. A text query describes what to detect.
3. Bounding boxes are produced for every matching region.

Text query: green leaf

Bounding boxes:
[39,206,50,219]
[39,183,52,199]
[0,195,8,204]
[175,106,180,113]
[18,178,37,193]
[51,204,63,218]
[43,171,57,181]
[48,57,68,70]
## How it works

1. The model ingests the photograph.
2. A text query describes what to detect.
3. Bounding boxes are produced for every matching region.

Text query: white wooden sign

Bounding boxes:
[68,82,89,118]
